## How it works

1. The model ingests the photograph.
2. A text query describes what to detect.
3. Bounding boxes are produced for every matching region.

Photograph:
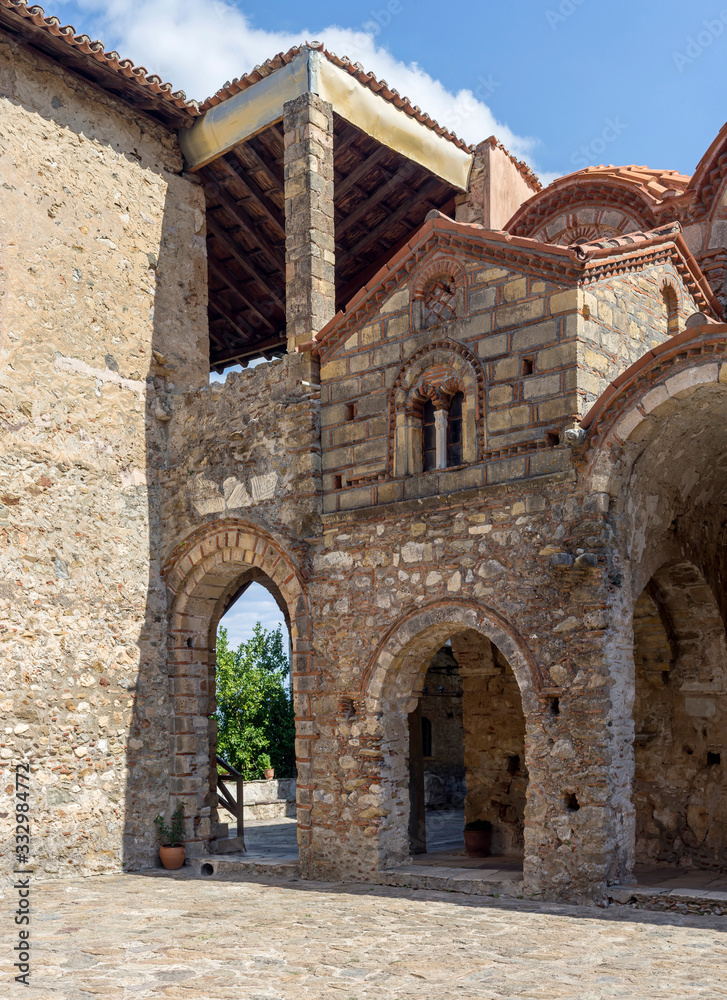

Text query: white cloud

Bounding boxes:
[60,0,550,173]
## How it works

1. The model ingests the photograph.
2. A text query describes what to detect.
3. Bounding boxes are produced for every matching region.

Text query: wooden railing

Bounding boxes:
[215,754,246,851]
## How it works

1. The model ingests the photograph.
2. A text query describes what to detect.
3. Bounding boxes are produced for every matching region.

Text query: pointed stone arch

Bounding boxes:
[162,518,314,874]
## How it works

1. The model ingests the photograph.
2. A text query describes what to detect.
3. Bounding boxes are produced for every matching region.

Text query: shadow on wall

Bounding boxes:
[122,179,206,871]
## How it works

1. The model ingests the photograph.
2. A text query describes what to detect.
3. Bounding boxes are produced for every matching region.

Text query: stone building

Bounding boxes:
[2,2,727,902]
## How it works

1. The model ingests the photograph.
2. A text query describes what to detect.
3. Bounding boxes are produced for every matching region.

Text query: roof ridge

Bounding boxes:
[200,41,474,154]
[567,221,683,259]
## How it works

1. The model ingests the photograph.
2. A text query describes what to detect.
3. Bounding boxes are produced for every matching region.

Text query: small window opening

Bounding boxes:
[550,696,560,716]
[707,751,721,766]
[185,637,194,648]
[421,717,433,758]
[344,402,356,422]
[564,792,580,812]
[661,670,670,686]
[662,285,679,335]
[333,475,343,490]
[447,392,464,467]
[546,431,560,447]
[507,754,520,775]
[422,400,437,472]
[522,357,534,376]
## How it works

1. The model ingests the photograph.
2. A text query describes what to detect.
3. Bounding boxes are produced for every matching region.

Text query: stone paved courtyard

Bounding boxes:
[3,870,727,999]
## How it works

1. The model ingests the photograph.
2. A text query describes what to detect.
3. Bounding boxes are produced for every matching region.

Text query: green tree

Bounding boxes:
[215,623,295,780]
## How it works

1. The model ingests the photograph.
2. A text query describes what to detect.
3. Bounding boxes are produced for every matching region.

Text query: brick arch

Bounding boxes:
[361,600,543,713]
[412,256,466,301]
[581,328,727,499]
[388,339,485,473]
[659,276,681,335]
[162,519,314,872]
[358,600,542,868]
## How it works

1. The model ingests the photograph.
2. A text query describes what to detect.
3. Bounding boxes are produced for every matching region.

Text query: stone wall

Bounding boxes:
[420,646,465,809]
[0,31,207,875]
[451,631,527,855]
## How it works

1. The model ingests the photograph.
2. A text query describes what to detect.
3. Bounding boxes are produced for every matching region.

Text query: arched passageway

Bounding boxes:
[163,520,313,872]
[586,339,727,879]
[363,602,538,875]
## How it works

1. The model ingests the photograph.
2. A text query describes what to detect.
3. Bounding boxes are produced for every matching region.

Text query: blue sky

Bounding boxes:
[219,581,288,650]
[46,1,725,643]
[52,1,725,179]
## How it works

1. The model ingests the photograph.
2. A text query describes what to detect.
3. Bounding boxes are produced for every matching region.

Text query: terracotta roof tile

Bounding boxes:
[567,222,683,259]
[0,0,200,119]
[313,213,720,358]
[201,42,472,153]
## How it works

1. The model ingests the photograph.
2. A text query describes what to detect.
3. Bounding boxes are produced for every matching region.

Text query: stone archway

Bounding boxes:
[361,601,541,877]
[162,519,314,874]
[582,326,727,880]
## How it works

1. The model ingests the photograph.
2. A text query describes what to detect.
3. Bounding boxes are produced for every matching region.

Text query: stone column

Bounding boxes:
[434,408,448,469]
[283,93,336,351]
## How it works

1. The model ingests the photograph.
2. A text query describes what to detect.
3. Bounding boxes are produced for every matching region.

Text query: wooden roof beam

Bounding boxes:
[207,215,285,309]
[209,298,256,345]
[339,177,443,267]
[204,174,284,271]
[212,336,287,370]
[337,160,419,238]
[335,144,393,200]
[208,257,278,333]
[225,148,286,234]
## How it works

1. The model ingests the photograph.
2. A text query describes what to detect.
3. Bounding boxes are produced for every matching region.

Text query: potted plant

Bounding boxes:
[464,819,492,857]
[154,804,186,870]
[260,753,275,780]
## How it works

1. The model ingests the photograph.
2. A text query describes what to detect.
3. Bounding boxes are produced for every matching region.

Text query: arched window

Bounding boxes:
[422,400,437,472]
[421,716,433,758]
[447,392,463,467]
[662,283,679,335]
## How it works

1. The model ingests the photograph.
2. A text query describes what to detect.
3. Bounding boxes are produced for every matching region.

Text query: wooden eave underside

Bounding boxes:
[203,113,458,370]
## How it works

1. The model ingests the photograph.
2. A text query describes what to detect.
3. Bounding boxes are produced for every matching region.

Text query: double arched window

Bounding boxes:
[390,342,485,480]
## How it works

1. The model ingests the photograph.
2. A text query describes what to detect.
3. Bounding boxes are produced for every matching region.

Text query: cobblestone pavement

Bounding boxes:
[3,870,727,999]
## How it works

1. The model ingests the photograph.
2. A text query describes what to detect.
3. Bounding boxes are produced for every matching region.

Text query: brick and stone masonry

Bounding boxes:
[3,21,727,906]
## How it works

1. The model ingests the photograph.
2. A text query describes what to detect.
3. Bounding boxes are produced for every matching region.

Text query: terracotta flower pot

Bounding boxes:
[159,845,186,870]
[264,767,275,780]
[463,828,491,858]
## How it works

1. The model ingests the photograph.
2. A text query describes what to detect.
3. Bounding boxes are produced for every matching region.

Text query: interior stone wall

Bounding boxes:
[420,646,465,809]
[451,630,527,855]
[633,565,727,870]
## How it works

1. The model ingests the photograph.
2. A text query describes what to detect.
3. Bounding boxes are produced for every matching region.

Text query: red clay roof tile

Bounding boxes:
[0,0,200,119]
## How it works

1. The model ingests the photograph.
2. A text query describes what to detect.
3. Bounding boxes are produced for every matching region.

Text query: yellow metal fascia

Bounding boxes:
[311,50,472,191]
[180,47,473,190]
[179,52,310,171]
